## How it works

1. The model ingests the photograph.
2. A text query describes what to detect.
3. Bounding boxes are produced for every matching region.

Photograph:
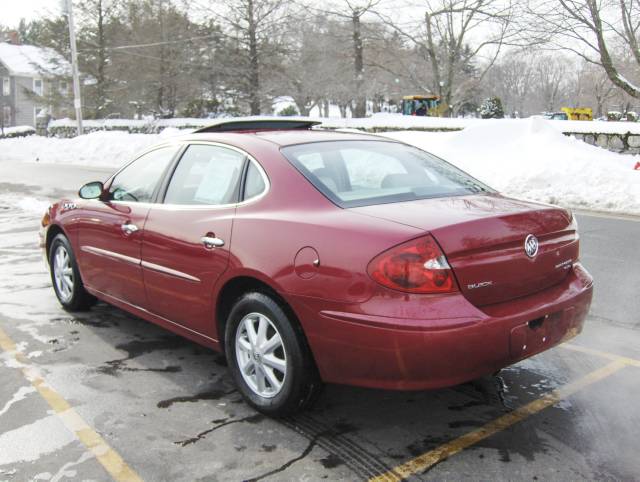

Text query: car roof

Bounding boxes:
[253,129,384,146]
[169,128,390,150]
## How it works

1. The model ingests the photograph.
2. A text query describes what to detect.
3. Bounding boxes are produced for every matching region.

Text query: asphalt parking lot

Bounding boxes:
[1,162,639,481]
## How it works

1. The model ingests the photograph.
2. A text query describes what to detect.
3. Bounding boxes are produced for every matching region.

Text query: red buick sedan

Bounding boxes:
[41,119,593,416]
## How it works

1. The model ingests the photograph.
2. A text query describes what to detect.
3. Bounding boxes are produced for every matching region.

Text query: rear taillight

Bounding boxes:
[367,234,458,294]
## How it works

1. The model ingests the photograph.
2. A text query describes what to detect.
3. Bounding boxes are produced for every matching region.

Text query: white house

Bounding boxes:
[0,41,72,128]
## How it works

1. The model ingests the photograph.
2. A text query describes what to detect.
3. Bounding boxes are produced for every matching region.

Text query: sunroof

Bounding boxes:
[193,119,322,133]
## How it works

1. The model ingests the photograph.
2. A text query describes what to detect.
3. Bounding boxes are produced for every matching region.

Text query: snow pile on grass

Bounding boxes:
[0,129,183,167]
[323,112,640,135]
[0,126,36,138]
[17,197,51,214]
[47,117,217,137]
[381,117,640,214]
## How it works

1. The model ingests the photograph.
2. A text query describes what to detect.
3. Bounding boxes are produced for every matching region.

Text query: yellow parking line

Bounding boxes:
[562,343,640,368]
[0,326,143,482]
[370,360,626,482]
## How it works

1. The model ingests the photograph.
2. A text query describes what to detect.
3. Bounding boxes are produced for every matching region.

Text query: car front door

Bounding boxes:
[141,143,254,337]
[77,146,178,307]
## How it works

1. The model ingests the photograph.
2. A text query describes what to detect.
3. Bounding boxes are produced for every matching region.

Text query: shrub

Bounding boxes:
[46,118,214,138]
[277,105,300,116]
[0,126,36,138]
[607,111,623,122]
[479,97,505,119]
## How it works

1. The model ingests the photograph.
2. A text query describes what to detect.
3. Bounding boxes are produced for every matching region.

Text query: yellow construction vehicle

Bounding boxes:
[401,95,441,116]
[560,107,593,121]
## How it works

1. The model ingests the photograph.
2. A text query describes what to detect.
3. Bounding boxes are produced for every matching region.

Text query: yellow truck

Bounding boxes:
[560,107,593,121]
[401,95,441,116]
[543,108,592,121]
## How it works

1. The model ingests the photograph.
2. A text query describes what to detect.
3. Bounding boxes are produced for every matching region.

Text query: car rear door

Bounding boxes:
[77,146,178,307]
[141,143,256,337]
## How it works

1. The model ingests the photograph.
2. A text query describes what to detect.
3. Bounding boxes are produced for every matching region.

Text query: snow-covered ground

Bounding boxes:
[0,117,638,215]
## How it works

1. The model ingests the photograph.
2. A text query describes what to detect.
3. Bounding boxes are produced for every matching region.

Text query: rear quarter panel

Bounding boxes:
[225,142,421,304]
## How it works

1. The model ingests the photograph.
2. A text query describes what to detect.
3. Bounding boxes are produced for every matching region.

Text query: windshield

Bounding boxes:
[281,140,493,208]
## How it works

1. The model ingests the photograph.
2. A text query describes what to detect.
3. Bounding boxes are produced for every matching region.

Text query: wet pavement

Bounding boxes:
[1,161,639,481]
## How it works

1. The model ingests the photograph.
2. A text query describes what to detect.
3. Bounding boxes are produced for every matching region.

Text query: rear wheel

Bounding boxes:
[49,234,96,311]
[225,292,322,416]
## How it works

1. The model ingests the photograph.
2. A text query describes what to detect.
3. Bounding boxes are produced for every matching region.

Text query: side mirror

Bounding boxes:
[79,181,104,200]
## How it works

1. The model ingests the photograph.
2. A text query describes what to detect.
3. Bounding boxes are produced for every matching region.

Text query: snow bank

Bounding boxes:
[17,197,50,214]
[47,114,640,136]
[380,117,640,214]
[322,113,640,135]
[0,129,183,167]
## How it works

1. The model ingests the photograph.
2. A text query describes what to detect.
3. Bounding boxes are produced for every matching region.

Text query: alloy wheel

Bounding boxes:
[235,312,287,398]
[53,245,74,302]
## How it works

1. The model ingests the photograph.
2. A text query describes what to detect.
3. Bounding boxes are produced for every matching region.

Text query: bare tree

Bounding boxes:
[528,0,640,99]
[573,61,617,116]
[197,0,292,115]
[280,14,336,116]
[534,54,571,112]
[76,0,122,117]
[487,51,535,116]
[313,0,381,117]
[378,0,519,115]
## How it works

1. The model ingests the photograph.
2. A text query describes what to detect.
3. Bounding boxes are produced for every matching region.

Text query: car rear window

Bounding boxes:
[281,140,493,208]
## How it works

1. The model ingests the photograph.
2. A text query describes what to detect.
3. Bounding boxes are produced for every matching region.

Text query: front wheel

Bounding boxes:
[49,234,96,311]
[225,292,322,416]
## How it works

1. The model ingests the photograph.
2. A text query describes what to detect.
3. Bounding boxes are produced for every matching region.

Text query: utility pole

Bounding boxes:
[64,0,83,135]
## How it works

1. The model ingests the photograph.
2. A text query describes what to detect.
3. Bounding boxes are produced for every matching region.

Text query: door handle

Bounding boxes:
[201,236,225,249]
[121,223,139,236]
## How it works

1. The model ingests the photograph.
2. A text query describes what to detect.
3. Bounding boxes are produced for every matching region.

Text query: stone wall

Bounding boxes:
[564,132,640,155]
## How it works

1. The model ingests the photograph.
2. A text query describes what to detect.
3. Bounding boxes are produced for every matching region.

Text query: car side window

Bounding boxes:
[164,144,246,205]
[243,161,266,200]
[109,147,176,203]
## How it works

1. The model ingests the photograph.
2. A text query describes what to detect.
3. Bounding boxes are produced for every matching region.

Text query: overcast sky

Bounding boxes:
[2,0,61,28]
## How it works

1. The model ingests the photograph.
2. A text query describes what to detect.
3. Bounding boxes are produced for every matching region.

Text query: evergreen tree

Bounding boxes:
[479,97,505,119]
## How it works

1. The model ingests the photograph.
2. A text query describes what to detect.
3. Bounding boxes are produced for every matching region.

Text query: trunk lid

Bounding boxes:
[351,194,578,306]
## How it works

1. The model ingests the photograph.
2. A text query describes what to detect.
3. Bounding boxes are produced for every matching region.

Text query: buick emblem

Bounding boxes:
[524,234,539,258]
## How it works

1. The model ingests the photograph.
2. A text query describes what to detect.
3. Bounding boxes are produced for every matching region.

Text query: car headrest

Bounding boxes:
[381,173,416,189]
[312,168,338,192]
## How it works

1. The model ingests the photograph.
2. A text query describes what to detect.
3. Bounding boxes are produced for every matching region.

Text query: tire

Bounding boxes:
[49,234,96,312]
[225,292,323,417]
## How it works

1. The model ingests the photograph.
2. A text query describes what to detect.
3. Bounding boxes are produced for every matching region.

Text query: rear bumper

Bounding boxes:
[289,263,593,390]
